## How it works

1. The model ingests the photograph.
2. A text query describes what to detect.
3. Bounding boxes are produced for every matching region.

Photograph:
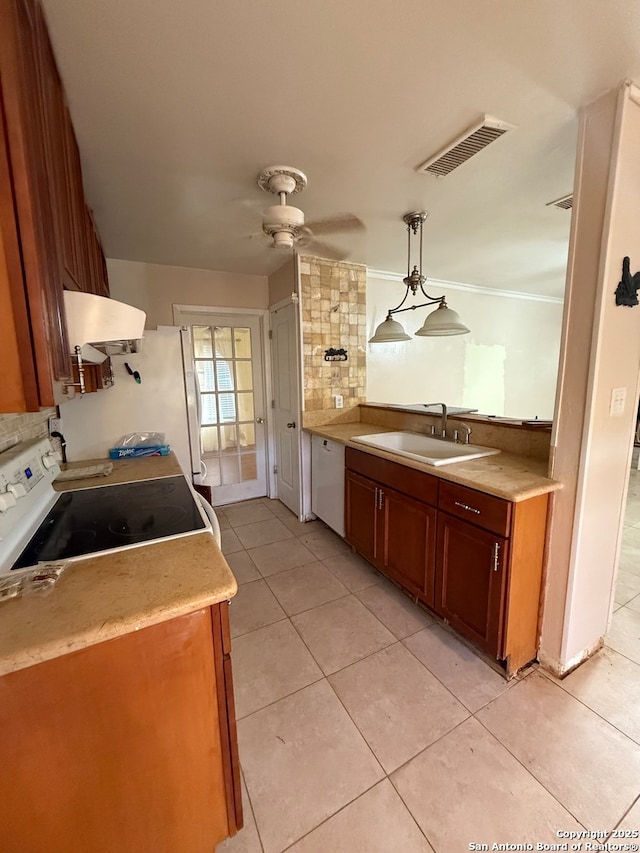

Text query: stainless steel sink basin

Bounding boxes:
[351,431,501,466]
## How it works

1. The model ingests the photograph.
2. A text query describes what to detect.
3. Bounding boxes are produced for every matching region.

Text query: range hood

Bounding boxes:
[64,291,146,363]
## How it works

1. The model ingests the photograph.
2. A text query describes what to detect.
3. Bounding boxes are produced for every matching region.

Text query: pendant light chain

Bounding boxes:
[367,211,471,342]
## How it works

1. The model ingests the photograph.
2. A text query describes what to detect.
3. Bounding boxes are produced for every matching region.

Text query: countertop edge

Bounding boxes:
[304,424,561,502]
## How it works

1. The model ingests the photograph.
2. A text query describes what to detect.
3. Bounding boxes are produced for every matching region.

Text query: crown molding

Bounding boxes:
[367,269,564,305]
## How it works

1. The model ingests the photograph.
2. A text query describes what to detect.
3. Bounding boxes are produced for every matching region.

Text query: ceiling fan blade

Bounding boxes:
[301,238,349,262]
[304,214,365,236]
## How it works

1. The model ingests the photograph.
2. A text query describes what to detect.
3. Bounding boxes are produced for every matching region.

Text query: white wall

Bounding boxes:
[366,274,564,419]
[106,258,269,328]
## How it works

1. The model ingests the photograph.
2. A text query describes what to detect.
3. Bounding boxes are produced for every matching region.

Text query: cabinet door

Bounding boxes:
[34,3,80,293]
[380,486,436,606]
[345,470,380,566]
[435,512,508,656]
[0,0,71,403]
[0,610,232,853]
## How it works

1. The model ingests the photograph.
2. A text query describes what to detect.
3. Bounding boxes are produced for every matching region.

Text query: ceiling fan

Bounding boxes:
[255,165,364,260]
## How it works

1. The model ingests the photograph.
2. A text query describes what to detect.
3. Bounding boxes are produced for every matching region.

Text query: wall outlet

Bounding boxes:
[334,394,344,409]
[610,387,626,417]
[48,415,62,435]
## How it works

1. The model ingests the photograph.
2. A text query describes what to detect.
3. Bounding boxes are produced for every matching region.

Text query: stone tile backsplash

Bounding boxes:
[299,255,367,427]
[0,410,55,453]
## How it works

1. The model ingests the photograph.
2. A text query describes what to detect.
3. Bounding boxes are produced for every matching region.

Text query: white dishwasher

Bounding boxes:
[311,435,345,537]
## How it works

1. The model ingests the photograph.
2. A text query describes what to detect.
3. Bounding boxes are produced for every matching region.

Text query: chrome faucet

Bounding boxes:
[454,423,472,444]
[425,403,448,438]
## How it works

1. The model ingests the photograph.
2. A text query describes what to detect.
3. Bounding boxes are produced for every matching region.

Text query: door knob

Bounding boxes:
[256,417,265,424]
[287,422,296,429]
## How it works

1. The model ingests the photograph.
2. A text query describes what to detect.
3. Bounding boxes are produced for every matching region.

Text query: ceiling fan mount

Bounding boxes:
[254,164,364,257]
[257,165,308,249]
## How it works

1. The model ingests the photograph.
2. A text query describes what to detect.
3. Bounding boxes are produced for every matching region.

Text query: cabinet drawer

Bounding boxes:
[438,480,511,537]
[345,447,438,506]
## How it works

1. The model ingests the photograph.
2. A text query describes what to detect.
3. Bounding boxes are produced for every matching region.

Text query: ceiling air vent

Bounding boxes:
[416,115,516,177]
[546,193,573,210]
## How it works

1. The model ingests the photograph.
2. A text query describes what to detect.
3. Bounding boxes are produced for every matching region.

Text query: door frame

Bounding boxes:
[173,304,276,498]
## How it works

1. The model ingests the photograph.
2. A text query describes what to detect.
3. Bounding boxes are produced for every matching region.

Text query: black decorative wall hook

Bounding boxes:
[615,257,640,307]
[324,347,348,362]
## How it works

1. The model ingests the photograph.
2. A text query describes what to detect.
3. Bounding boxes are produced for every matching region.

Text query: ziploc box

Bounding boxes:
[109,445,170,459]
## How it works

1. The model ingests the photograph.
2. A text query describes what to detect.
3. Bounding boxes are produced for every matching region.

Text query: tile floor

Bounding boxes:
[218,493,640,853]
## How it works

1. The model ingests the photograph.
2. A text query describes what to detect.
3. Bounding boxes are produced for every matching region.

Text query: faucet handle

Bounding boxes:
[458,422,472,444]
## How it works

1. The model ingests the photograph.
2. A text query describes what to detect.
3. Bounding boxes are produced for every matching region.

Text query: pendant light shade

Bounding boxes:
[415,301,470,337]
[369,211,471,343]
[368,316,411,343]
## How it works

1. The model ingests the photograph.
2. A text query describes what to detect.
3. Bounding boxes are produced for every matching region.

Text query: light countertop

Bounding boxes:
[305,423,561,502]
[0,454,237,677]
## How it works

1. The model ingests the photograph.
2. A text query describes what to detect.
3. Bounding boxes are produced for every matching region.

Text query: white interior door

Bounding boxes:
[179,312,268,505]
[271,301,301,516]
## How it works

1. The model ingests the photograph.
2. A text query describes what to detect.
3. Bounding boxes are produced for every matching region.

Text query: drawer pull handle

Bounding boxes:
[493,542,500,572]
[454,501,480,515]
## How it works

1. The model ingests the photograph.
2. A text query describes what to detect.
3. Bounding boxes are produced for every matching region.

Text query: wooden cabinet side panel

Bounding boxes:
[0,610,229,853]
[502,494,549,674]
[211,601,243,836]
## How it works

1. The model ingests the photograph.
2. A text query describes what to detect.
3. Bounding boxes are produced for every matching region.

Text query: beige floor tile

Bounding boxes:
[615,569,640,605]
[247,538,316,577]
[329,643,468,773]
[287,780,433,853]
[229,579,286,639]
[225,502,277,528]
[235,519,294,549]
[221,528,244,555]
[261,498,296,520]
[218,774,262,853]
[554,646,640,745]
[404,624,511,712]
[298,528,349,560]
[477,671,640,828]
[627,595,640,614]
[620,526,640,578]
[238,680,384,853]
[292,595,396,675]
[607,607,640,664]
[216,510,230,530]
[266,562,349,616]
[391,718,583,852]
[225,550,261,585]
[232,620,322,719]
[281,516,324,536]
[356,580,434,639]
[322,551,382,592]
[617,796,640,831]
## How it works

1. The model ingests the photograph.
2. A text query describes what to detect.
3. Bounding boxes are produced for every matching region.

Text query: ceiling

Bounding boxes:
[41,0,640,298]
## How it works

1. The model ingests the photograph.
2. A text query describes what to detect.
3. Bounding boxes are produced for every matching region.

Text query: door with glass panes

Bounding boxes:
[187,314,267,505]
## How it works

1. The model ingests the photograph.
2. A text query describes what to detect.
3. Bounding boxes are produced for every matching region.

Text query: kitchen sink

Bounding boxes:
[351,431,501,466]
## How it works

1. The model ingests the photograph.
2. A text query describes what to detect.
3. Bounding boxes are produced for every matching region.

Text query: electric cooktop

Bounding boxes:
[12,475,207,570]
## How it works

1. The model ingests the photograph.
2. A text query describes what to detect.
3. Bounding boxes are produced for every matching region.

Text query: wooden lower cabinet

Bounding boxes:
[382,486,436,606]
[0,604,242,853]
[345,446,549,675]
[345,462,436,605]
[345,469,379,565]
[435,512,508,656]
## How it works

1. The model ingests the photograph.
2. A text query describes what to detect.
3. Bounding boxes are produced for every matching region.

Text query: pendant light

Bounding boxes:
[369,212,470,342]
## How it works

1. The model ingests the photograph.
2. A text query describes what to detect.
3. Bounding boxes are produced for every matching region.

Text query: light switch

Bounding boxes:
[610,387,627,417]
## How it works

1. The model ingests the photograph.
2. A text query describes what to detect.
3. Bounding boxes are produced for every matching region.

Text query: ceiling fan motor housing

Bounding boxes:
[262,203,305,247]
